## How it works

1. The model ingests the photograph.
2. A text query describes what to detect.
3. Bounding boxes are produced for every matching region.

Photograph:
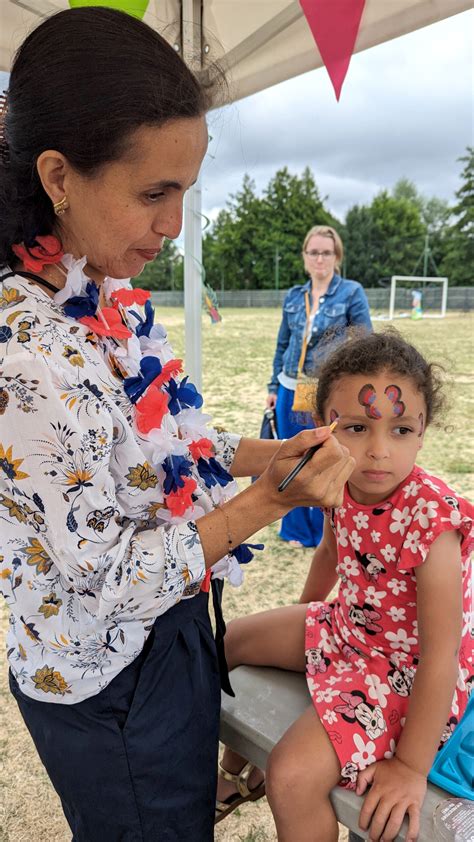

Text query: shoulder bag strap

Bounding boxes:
[296,291,311,376]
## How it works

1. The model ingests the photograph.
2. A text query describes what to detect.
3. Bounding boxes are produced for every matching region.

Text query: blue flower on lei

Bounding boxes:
[166,376,203,415]
[232,542,264,565]
[197,457,233,489]
[63,281,99,319]
[130,299,155,338]
[123,356,163,404]
[162,454,194,495]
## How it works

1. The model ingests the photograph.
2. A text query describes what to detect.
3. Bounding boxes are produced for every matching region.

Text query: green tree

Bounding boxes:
[344,191,425,286]
[203,167,339,290]
[440,147,474,286]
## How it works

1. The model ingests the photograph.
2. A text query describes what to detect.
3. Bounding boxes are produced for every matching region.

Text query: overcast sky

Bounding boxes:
[1,9,472,227]
[202,9,473,223]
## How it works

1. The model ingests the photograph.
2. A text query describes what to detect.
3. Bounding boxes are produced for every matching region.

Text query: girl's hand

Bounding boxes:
[258,427,355,511]
[357,757,427,842]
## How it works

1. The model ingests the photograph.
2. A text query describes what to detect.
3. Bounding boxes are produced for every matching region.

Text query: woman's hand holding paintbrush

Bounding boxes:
[255,422,355,513]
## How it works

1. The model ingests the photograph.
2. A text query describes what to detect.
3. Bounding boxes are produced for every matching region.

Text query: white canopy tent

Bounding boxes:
[0,0,470,387]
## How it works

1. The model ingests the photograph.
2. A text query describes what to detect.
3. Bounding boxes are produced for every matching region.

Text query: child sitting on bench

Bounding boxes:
[217,330,473,842]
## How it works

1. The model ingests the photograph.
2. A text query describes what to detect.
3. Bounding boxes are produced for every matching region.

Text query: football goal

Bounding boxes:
[378,276,448,320]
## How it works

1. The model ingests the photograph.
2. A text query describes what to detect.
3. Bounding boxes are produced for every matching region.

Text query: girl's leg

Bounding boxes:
[266,705,341,842]
[219,604,307,801]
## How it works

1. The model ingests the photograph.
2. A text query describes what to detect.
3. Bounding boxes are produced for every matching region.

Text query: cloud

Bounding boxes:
[203,10,473,221]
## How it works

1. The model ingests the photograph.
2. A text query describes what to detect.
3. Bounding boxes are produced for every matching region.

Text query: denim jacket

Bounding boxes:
[268,274,372,393]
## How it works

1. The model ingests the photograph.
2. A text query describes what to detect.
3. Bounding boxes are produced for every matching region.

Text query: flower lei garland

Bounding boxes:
[12,236,262,586]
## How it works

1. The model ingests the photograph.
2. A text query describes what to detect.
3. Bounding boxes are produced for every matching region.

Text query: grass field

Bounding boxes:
[1,310,473,842]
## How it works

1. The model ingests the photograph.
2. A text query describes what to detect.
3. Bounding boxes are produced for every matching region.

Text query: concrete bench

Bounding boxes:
[220,665,451,841]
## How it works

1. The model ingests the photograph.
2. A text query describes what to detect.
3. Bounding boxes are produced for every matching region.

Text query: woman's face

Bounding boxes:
[303,234,337,285]
[57,117,208,279]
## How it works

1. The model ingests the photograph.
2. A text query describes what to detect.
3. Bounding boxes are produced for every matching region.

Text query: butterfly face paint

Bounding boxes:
[330,409,339,424]
[358,384,381,419]
[384,384,406,417]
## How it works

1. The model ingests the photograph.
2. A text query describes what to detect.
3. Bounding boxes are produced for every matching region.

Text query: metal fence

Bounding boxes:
[151,286,474,310]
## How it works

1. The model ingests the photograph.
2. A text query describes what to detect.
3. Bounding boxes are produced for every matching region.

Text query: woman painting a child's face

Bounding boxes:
[323,371,425,505]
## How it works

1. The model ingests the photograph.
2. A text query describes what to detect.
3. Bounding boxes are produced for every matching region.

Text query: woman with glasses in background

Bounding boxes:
[266,225,372,548]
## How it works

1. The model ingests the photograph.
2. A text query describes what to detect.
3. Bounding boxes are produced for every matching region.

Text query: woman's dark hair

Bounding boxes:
[316,329,445,426]
[0,6,215,267]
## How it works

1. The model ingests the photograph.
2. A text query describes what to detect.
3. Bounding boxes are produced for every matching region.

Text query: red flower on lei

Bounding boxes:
[166,476,198,517]
[12,235,64,273]
[111,288,151,307]
[79,308,132,339]
[135,385,169,434]
[189,438,215,461]
[152,359,183,389]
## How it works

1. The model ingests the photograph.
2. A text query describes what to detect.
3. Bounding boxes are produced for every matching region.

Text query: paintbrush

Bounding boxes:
[278,420,338,493]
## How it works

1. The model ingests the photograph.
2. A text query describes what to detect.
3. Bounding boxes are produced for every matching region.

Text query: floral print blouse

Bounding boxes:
[0,275,240,703]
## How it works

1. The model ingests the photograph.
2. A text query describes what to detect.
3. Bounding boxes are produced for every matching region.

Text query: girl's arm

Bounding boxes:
[299,516,339,603]
[357,529,463,842]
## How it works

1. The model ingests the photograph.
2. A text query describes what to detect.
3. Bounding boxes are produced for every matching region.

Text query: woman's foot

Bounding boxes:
[288,539,303,548]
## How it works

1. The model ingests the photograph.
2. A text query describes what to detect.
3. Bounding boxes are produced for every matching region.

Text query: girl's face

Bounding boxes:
[54,117,208,280]
[321,371,426,505]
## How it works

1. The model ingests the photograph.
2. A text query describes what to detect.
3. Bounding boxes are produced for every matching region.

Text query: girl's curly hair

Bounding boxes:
[316,328,445,426]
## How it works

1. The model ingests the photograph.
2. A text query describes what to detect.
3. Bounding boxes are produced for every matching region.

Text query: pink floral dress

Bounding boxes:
[304,465,473,789]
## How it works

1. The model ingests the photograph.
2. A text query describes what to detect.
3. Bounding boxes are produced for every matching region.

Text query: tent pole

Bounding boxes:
[182,0,203,391]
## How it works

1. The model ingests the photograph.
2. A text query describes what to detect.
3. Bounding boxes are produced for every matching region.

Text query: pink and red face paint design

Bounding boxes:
[358,383,405,419]
[329,383,424,436]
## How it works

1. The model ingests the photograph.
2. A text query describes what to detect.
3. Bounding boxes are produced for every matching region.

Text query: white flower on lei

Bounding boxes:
[210,554,243,587]
[371,530,381,543]
[412,498,439,529]
[102,275,131,299]
[387,578,407,596]
[337,523,349,547]
[380,544,397,563]
[365,586,386,608]
[364,674,391,708]
[146,427,190,465]
[351,733,376,768]
[114,333,142,376]
[349,530,363,551]
[403,529,422,554]
[387,606,406,623]
[353,512,369,530]
[385,627,417,653]
[389,506,411,535]
[403,480,421,499]
[54,253,88,304]
[139,330,176,364]
[342,580,359,605]
[176,407,217,442]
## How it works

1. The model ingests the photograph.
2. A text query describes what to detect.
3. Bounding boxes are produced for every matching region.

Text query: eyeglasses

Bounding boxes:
[305,250,335,260]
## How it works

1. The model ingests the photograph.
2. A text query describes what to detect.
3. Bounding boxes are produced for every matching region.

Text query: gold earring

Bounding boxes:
[53,196,69,216]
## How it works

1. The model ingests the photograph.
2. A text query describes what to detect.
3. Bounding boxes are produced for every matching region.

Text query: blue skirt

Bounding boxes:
[275,383,324,547]
[9,592,220,842]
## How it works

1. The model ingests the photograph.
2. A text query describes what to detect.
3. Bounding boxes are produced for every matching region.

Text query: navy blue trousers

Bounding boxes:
[10,592,220,842]
[275,383,324,547]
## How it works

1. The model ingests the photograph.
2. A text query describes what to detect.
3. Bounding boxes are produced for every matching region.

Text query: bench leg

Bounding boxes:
[348,833,365,842]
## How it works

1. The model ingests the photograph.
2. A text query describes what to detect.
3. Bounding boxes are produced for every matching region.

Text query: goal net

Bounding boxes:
[373,276,448,321]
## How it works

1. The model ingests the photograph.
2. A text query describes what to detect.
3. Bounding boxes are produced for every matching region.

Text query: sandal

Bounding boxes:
[215,760,266,824]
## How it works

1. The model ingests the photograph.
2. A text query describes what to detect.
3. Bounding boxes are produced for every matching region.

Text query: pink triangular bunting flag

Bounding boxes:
[300,0,366,100]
